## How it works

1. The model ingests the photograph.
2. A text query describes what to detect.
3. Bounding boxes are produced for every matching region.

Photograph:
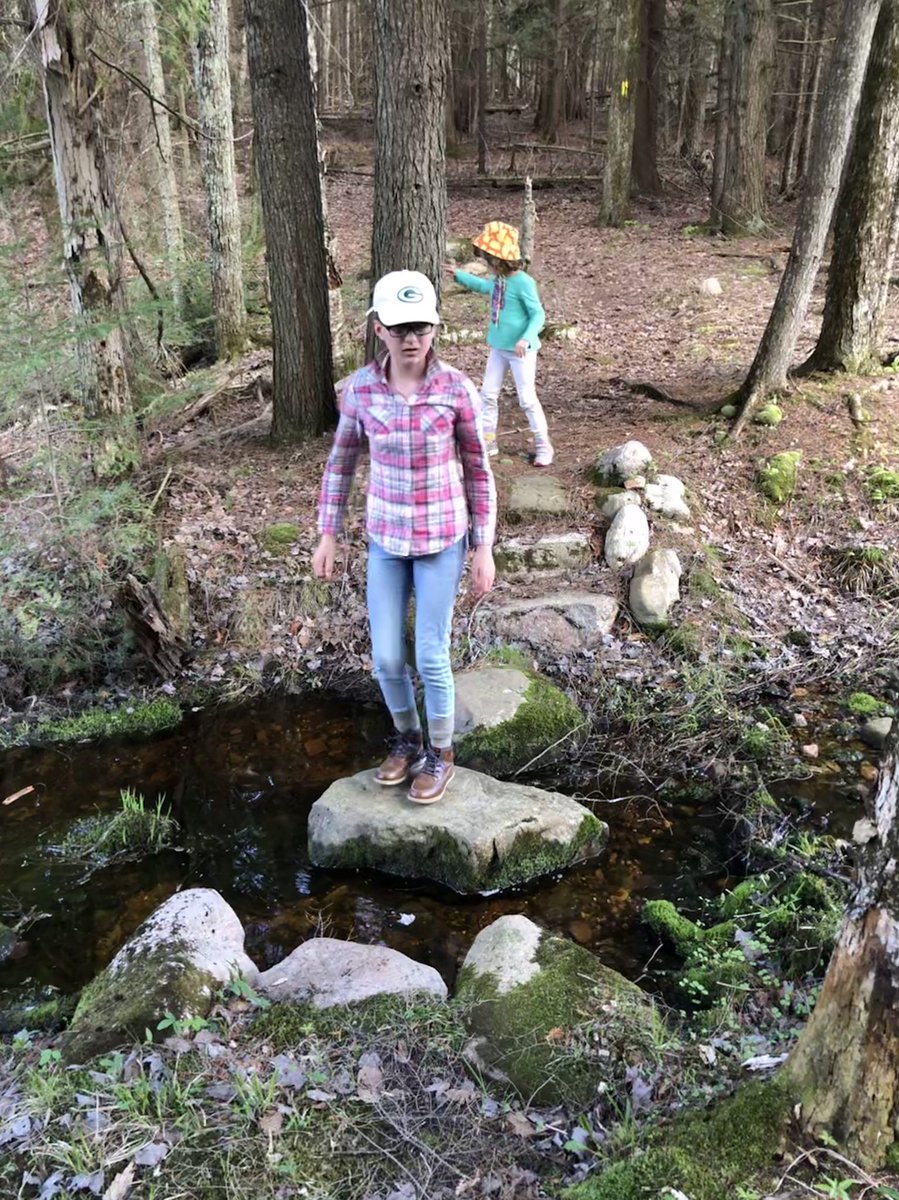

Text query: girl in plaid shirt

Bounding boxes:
[313,271,497,805]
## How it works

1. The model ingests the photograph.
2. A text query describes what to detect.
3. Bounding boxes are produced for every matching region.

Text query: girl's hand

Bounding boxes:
[312,534,338,580]
[470,545,496,598]
[515,339,529,359]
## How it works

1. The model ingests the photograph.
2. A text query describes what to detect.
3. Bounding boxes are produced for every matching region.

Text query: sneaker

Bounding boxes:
[533,440,554,468]
[375,730,426,786]
[408,746,455,804]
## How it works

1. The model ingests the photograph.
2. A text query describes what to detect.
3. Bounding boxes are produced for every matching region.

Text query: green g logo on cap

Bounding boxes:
[397,285,423,303]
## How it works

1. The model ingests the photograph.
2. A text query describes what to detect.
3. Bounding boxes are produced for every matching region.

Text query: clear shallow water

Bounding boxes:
[2,694,852,1004]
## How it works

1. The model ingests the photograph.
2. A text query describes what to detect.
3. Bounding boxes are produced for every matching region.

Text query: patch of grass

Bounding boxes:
[54,787,177,865]
[865,466,899,503]
[0,696,182,750]
[847,691,893,718]
[827,545,899,599]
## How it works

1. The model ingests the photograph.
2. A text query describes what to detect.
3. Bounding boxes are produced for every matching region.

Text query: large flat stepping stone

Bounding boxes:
[495,532,591,576]
[488,591,618,653]
[507,474,570,519]
[308,767,607,894]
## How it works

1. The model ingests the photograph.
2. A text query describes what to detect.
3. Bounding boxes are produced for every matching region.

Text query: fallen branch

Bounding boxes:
[168,367,243,433]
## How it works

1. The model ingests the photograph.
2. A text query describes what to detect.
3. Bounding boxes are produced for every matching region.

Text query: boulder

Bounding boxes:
[506,474,571,520]
[604,505,651,569]
[700,276,723,296]
[494,532,592,577]
[594,440,653,485]
[643,474,691,521]
[308,768,607,895]
[257,939,447,1008]
[489,592,619,654]
[600,490,642,519]
[457,916,663,1106]
[454,664,583,774]
[630,548,682,629]
[59,888,258,1063]
[860,717,894,750]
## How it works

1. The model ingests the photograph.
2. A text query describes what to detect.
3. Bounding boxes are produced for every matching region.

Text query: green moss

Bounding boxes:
[0,986,77,1035]
[486,644,533,673]
[59,937,222,1064]
[456,671,583,776]
[566,1079,792,1200]
[753,403,784,427]
[643,900,735,958]
[319,812,606,895]
[865,466,899,503]
[689,565,722,599]
[0,697,182,750]
[758,451,801,504]
[848,691,892,717]
[260,522,301,554]
[458,934,663,1107]
[254,993,465,1050]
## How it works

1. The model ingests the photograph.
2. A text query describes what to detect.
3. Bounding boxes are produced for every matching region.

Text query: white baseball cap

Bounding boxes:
[367,270,440,327]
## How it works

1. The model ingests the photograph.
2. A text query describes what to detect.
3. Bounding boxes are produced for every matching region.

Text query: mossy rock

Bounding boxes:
[753,403,784,426]
[0,922,16,966]
[0,985,77,1035]
[260,522,301,554]
[643,899,736,958]
[566,1079,792,1200]
[758,451,801,504]
[0,697,183,750]
[456,666,583,776]
[458,916,665,1107]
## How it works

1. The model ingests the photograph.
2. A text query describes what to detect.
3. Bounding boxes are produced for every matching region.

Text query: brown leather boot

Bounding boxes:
[375,730,426,786]
[408,746,455,805]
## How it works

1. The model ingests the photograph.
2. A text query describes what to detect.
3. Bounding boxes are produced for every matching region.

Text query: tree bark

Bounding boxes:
[797,0,829,186]
[245,0,336,440]
[681,1,712,159]
[786,720,899,1168]
[194,0,247,360]
[732,0,883,434]
[32,0,137,477]
[714,0,775,236]
[711,0,735,215]
[632,0,664,194]
[802,0,899,375]
[600,0,641,226]
[780,0,812,197]
[369,0,448,359]
[137,0,185,319]
[477,0,488,173]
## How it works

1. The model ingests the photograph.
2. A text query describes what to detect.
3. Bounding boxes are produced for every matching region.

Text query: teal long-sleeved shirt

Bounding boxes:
[454,269,545,352]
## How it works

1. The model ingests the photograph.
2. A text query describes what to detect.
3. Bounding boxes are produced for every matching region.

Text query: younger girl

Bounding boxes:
[312,270,496,805]
[449,221,553,466]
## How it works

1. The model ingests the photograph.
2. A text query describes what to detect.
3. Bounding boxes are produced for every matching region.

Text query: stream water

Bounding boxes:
[0,695,867,1008]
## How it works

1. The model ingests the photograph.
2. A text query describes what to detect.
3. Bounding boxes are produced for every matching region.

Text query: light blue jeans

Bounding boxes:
[367,535,467,749]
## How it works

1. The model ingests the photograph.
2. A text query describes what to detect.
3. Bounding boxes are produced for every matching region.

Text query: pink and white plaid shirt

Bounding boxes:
[318,355,497,558]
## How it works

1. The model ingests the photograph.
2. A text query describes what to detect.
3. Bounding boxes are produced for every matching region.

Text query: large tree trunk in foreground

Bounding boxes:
[802,0,899,376]
[194,0,247,360]
[600,0,641,226]
[33,0,137,477]
[245,0,335,440]
[786,721,899,1168]
[369,0,448,359]
[137,0,185,320]
[731,0,883,435]
[714,0,775,236]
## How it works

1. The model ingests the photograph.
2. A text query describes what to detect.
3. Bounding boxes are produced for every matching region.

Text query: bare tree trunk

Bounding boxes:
[802,0,899,375]
[245,0,336,439]
[633,0,664,193]
[137,0,185,319]
[797,0,828,186]
[194,0,247,359]
[600,0,641,225]
[369,0,448,360]
[32,0,137,477]
[477,0,488,173]
[321,0,332,110]
[715,0,775,236]
[521,175,536,267]
[780,0,812,197]
[732,0,883,434]
[711,1,735,215]
[681,2,711,158]
[786,720,899,1168]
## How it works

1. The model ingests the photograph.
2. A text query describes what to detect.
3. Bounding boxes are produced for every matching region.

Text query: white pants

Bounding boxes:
[480,348,550,442]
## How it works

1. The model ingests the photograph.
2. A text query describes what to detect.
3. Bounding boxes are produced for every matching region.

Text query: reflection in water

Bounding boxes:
[1,694,742,1003]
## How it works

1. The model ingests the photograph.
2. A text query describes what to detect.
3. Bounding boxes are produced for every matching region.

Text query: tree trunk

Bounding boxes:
[802,0,899,375]
[194,0,247,359]
[780,0,812,197]
[245,0,336,440]
[137,0,185,319]
[32,0,137,477]
[732,0,883,434]
[477,0,488,173]
[711,1,735,215]
[715,0,775,236]
[633,0,664,194]
[521,175,536,267]
[321,0,332,110]
[681,2,711,158]
[369,0,448,359]
[786,720,899,1168]
[534,0,565,142]
[798,0,828,186]
[600,0,641,225]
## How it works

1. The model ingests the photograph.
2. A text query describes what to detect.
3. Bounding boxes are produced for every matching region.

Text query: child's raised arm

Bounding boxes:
[451,266,494,295]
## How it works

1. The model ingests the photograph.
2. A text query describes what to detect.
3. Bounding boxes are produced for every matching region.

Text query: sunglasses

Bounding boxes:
[383,322,434,338]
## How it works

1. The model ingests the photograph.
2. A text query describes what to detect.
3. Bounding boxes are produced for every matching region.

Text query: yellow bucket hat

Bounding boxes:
[472,220,521,263]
